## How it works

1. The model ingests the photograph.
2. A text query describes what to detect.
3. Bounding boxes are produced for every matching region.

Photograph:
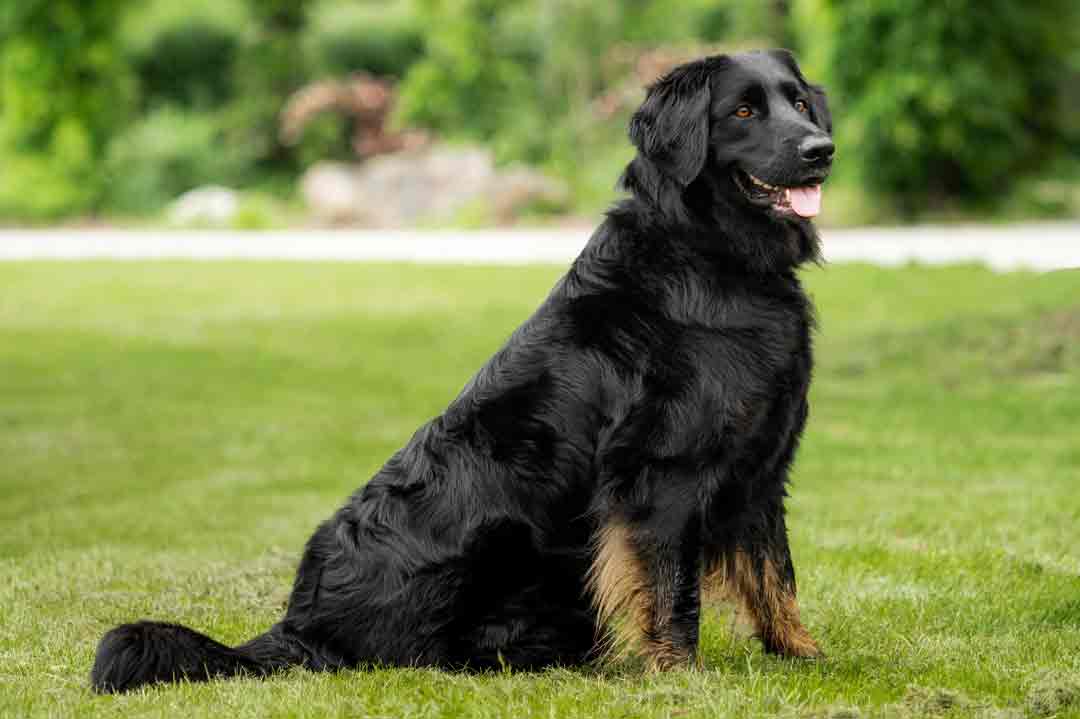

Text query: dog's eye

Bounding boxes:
[734,105,754,119]
[794,99,809,113]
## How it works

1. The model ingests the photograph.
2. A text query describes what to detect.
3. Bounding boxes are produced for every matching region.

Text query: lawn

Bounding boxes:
[1,260,1078,718]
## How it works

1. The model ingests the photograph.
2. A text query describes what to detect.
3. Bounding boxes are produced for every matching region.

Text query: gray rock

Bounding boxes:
[167,186,239,226]
[488,165,569,223]
[299,164,362,225]
[299,146,568,227]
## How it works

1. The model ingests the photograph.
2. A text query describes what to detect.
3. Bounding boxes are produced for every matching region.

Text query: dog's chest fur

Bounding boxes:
[653,275,807,462]
[559,227,814,505]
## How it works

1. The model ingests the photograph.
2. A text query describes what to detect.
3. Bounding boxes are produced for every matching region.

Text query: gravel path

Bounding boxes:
[0,223,1076,270]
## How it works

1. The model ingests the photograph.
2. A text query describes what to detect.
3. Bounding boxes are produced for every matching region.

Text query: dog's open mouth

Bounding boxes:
[733,169,823,219]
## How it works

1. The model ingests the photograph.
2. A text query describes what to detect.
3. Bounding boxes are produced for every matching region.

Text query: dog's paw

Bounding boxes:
[765,628,824,659]
[643,642,697,672]
[786,639,824,659]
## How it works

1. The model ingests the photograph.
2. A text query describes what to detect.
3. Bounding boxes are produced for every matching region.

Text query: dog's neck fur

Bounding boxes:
[618,155,821,274]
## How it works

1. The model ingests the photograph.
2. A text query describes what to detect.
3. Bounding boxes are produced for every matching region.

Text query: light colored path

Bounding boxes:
[0,223,1076,270]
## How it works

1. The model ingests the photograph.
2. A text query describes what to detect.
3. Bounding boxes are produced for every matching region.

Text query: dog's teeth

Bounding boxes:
[749,175,777,191]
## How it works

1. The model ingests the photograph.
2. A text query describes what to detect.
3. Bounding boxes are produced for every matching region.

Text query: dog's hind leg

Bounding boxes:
[462,603,599,670]
[438,518,599,670]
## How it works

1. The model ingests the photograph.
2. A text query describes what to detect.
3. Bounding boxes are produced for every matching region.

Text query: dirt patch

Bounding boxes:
[800,706,862,719]
[1025,673,1080,717]
[900,686,969,716]
[874,686,1023,719]
[989,307,1080,377]
[799,687,1020,719]
[1041,307,1080,340]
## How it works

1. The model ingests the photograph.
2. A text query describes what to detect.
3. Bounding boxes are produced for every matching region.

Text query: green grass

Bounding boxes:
[1,261,1079,718]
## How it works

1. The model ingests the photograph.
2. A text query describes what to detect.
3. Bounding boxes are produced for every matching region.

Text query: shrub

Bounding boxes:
[791,0,1078,216]
[303,0,424,79]
[118,0,251,109]
[0,0,136,220]
[397,0,537,148]
[0,151,97,223]
[103,107,257,214]
[222,0,311,175]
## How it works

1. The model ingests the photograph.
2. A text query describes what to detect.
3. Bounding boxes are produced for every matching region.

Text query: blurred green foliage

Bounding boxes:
[397,0,765,205]
[0,0,136,220]
[792,0,1079,217]
[396,0,760,152]
[304,0,424,78]
[119,0,250,110]
[104,107,257,214]
[0,0,1075,222]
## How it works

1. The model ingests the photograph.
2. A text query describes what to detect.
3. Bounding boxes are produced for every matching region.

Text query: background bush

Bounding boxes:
[104,107,257,214]
[220,0,311,181]
[0,0,136,220]
[792,0,1079,217]
[303,0,424,79]
[119,0,250,110]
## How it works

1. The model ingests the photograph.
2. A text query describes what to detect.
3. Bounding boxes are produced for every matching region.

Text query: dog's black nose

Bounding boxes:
[799,136,835,165]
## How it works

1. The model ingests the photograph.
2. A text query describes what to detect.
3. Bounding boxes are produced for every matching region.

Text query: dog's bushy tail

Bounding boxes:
[90,620,306,693]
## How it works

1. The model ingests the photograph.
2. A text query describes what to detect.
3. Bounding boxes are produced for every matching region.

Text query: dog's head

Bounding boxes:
[627,50,833,223]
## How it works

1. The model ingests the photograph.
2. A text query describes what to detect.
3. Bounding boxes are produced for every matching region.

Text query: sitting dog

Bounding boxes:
[92,49,834,692]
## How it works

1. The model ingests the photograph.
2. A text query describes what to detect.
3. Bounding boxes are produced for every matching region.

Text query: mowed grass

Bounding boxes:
[1,260,1079,719]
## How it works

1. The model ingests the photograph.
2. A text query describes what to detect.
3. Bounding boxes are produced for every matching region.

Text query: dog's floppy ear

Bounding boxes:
[628,60,718,186]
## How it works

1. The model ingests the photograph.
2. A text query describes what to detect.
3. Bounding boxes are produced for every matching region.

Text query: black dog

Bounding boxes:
[91,49,834,692]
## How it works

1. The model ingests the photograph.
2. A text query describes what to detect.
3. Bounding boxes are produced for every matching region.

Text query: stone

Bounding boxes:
[167,186,239,226]
[299,163,363,225]
[299,146,568,227]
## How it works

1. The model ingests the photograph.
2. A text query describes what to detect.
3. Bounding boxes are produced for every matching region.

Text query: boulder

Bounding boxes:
[299,164,361,224]
[167,186,239,226]
[300,146,568,226]
[488,166,569,223]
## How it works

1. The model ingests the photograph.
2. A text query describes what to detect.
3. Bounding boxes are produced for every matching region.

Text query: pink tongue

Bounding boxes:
[787,186,822,218]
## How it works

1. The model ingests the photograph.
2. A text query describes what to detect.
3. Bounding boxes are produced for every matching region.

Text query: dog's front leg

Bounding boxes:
[705,505,821,658]
[589,500,702,671]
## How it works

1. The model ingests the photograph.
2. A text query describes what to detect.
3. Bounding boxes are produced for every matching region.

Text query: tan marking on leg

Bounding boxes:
[706,550,821,658]
[759,555,820,657]
[587,522,693,669]
[587,521,653,660]
[644,637,692,672]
